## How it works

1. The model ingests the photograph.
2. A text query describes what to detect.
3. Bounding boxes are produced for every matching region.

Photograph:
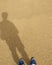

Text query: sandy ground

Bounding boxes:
[0,0,52,65]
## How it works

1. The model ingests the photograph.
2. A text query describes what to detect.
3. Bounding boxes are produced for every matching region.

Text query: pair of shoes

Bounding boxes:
[19,57,37,65]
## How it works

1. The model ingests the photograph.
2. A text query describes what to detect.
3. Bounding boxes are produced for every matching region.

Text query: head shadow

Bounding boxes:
[0,12,29,64]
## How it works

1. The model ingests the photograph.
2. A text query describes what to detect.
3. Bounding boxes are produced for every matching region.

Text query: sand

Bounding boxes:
[0,0,52,65]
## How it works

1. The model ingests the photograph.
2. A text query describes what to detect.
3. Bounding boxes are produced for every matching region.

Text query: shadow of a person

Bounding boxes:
[0,12,29,64]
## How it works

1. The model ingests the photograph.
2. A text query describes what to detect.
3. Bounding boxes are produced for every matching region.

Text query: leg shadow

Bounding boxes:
[15,36,30,64]
[6,35,29,65]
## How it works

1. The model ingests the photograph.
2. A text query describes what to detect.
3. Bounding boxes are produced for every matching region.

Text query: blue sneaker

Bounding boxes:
[19,58,25,65]
[30,57,37,65]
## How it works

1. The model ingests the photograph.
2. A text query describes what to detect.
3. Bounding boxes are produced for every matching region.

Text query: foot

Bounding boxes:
[30,57,37,65]
[19,58,25,65]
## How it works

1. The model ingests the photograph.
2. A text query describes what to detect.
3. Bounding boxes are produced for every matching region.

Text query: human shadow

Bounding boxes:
[0,12,29,64]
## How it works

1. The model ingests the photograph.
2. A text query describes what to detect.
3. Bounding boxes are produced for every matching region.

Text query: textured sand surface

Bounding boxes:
[0,0,52,65]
